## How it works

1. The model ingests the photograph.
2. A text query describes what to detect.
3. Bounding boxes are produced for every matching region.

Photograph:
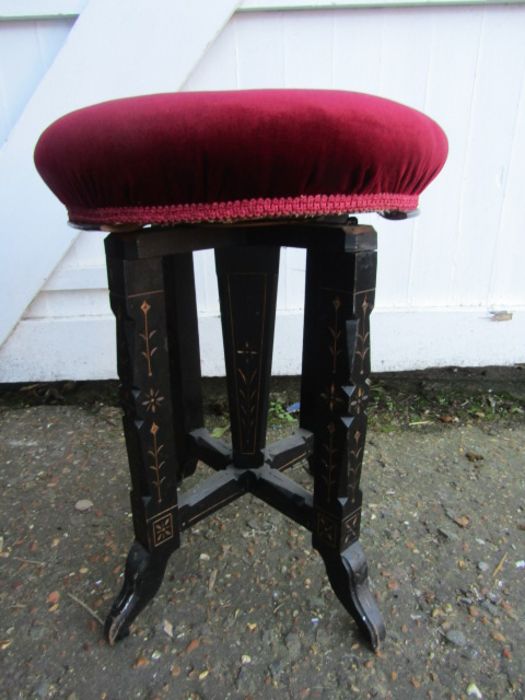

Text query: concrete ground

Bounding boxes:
[0,369,524,700]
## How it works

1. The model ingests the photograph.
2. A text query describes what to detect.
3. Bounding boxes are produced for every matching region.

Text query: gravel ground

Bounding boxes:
[0,383,524,700]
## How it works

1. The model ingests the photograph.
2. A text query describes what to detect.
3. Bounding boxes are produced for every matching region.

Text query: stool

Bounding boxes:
[35,89,447,650]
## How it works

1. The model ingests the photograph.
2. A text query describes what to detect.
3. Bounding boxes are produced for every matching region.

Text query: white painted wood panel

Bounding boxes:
[488,71,525,308]
[1,309,522,381]
[406,8,484,308]
[0,0,242,351]
[0,18,73,144]
[239,0,525,8]
[450,10,525,307]
[189,4,525,316]
[24,289,109,319]
[1,3,524,380]
[0,1,87,20]
[3,0,517,21]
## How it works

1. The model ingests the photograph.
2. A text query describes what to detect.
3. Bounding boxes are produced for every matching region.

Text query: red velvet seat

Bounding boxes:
[35,89,447,226]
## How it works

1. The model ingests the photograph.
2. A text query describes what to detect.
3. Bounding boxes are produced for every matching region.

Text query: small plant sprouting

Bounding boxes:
[268,400,295,425]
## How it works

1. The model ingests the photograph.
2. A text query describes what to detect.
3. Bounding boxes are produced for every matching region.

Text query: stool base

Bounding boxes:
[103,221,385,651]
[105,460,385,650]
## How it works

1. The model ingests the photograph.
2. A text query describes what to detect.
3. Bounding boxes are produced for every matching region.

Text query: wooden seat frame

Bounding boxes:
[103,218,386,650]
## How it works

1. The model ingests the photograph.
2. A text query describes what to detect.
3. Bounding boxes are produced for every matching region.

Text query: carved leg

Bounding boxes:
[300,226,385,650]
[103,239,203,643]
[104,542,168,644]
[215,245,280,468]
[163,253,204,479]
[318,543,385,651]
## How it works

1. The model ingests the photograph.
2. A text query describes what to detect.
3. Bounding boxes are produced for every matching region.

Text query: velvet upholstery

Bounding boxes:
[34,90,447,226]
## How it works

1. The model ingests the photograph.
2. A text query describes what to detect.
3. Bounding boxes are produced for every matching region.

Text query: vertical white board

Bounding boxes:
[1,4,524,380]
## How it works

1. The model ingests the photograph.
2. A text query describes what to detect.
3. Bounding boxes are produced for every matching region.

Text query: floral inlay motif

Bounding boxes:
[348,430,364,501]
[349,385,369,416]
[236,340,259,450]
[355,295,370,376]
[342,511,360,547]
[316,511,337,546]
[321,382,345,412]
[152,513,174,547]
[321,422,338,494]
[142,388,165,413]
[140,300,158,377]
[148,422,165,503]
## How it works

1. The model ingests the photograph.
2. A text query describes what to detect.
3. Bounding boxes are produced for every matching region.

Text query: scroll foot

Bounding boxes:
[318,541,386,651]
[104,541,168,645]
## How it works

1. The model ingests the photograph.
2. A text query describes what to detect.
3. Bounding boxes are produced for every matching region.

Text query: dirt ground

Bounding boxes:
[0,369,524,700]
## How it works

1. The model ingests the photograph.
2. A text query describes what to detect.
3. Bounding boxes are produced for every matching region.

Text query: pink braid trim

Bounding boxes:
[69,193,419,226]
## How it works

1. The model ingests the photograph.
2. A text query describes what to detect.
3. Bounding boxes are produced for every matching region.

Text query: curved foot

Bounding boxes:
[104,541,168,645]
[318,541,386,651]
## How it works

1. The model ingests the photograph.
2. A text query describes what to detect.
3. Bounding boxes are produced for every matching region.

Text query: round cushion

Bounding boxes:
[34,89,447,227]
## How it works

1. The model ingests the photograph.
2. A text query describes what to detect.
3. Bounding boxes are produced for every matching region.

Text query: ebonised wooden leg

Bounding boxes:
[318,541,384,651]
[104,542,168,645]
[300,226,386,650]
[103,240,203,644]
[215,245,280,468]
[163,253,204,479]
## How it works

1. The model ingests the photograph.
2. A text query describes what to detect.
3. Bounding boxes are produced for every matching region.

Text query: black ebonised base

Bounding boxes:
[103,220,385,651]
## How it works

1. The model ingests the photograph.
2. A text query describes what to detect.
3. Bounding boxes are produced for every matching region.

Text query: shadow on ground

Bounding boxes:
[0,369,524,700]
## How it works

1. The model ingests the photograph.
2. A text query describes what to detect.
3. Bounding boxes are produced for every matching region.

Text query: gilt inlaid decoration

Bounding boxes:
[147,422,165,504]
[318,276,374,511]
[140,300,158,378]
[236,340,259,450]
[142,388,165,413]
[151,512,174,547]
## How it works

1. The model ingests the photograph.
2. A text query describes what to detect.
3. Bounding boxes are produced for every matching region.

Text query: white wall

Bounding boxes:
[0,2,524,379]
[0,18,74,144]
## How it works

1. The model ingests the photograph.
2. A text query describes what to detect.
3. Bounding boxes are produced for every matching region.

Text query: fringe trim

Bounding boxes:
[69,192,419,226]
